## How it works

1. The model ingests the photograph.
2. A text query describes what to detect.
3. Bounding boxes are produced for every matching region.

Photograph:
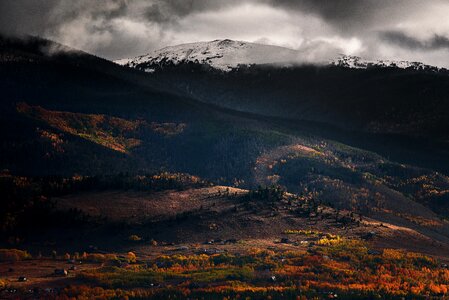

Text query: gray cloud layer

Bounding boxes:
[1,0,449,66]
[381,31,449,51]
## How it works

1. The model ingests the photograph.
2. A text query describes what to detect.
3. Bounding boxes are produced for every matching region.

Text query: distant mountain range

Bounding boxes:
[116,39,446,73]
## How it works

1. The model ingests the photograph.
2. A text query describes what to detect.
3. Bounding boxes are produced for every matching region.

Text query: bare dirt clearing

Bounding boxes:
[56,186,246,223]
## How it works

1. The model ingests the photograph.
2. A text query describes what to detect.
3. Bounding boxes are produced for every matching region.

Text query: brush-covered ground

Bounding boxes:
[2,173,449,299]
[2,36,449,299]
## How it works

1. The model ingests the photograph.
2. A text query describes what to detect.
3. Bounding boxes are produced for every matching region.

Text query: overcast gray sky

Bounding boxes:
[1,0,449,66]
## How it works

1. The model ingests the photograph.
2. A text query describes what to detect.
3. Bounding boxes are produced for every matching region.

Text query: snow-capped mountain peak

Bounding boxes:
[116,40,445,73]
[115,39,302,72]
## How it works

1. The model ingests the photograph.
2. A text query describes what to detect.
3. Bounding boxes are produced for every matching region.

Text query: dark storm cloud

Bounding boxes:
[381,31,449,51]
[140,0,252,24]
[0,0,59,36]
[267,0,433,34]
[0,0,448,66]
[0,0,240,35]
[270,0,372,26]
[141,1,215,23]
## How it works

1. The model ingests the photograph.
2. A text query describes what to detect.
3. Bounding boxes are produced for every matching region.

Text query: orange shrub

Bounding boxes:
[127,252,137,263]
[84,253,118,263]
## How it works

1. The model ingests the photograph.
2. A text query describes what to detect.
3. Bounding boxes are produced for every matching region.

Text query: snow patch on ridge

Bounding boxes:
[330,55,444,72]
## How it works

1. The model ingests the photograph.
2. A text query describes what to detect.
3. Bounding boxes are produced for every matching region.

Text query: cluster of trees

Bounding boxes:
[34,172,208,196]
[242,185,285,203]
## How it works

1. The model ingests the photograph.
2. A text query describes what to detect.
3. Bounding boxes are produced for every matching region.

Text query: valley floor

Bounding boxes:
[3,186,449,299]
